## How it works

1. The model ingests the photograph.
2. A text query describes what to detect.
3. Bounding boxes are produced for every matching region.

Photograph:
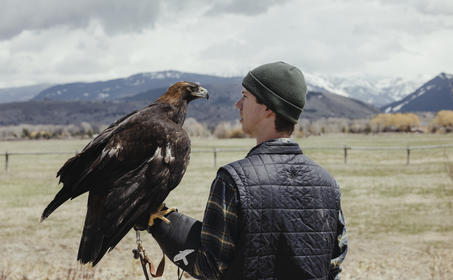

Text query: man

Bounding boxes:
[139,62,348,279]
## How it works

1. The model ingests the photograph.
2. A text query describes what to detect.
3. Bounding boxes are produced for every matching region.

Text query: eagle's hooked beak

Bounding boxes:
[191,86,209,100]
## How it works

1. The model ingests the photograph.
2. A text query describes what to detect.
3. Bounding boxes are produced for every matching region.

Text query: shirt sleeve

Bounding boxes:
[192,169,239,279]
[329,207,348,280]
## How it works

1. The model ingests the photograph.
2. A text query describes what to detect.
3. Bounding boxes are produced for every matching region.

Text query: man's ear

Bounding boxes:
[264,108,275,119]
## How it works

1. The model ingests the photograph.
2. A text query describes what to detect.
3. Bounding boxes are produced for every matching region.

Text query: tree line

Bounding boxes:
[0,111,452,140]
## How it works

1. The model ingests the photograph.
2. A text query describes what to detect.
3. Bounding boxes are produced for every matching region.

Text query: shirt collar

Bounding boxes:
[247,138,301,157]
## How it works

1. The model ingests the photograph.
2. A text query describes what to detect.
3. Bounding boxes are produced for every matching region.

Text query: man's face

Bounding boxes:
[235,88,269,136]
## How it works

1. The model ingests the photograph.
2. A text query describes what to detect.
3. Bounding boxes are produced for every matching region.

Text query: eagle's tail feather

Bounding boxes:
[41,190,71,222]
[77,193,105,265]
[92,203,150,266]
[91,187,156,265]
[43,147,106,223]
[41,155,92,222]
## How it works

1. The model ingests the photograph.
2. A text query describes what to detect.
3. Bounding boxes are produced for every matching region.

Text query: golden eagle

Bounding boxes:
[41,81,208,265]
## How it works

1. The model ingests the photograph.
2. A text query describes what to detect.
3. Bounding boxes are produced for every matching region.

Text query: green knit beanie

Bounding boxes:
[242,61,307,124]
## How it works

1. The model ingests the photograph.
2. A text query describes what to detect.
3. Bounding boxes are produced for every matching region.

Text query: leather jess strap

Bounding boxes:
[134,230,166,279]
[134,246,166,279]
[143,249,165,278]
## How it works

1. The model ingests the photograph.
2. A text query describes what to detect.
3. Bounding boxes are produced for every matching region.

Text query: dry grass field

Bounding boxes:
[1,134,452,279]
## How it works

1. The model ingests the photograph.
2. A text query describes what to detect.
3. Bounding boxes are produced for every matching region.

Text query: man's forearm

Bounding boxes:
[150,211,202,278]
[149,211,223,279]
[149,171,239,279]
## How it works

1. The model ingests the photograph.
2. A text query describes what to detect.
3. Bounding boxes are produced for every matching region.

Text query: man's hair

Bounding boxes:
[255,95,295,135]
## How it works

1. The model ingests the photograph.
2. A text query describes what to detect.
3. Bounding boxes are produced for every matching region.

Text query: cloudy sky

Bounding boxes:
[1,0,452,88]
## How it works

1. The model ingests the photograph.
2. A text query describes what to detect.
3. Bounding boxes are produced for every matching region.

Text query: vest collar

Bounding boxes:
[247,138,302,157]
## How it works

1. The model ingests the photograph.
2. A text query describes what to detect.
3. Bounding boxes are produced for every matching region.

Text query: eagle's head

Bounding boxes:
[159,81,209,105]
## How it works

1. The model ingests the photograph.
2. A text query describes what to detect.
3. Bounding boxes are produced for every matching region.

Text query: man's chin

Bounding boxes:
[241,126,252,136]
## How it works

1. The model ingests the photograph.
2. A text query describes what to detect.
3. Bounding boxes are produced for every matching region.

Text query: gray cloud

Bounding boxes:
[0,0,288,41]
[377,0,453,16]
[1,0,453,87]
[0,0,163,40]
[205,0,290,16]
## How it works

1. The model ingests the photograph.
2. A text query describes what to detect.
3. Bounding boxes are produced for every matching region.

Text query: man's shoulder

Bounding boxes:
[215,167,236,183]
[220,150,324,174]
[218,158,245,175]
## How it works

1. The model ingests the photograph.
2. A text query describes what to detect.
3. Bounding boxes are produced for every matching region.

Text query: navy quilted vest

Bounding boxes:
[221,139,340,280]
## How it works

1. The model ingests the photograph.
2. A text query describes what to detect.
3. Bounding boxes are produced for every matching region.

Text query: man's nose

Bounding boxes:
[235,98,243,110]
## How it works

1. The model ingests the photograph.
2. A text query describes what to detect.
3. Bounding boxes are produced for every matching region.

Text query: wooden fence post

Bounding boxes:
[344,146,348,164]
[406,147,410,165]
[213,148,217,168]
[5,152,9,172]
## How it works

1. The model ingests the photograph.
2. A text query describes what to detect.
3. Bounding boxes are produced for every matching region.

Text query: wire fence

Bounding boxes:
[1,144,453,172]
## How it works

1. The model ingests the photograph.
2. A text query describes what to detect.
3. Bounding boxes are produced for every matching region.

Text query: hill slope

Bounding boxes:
[0,84,52,103]
[0,101,141,126]
[382,73,453,113]
[304,91,379,119]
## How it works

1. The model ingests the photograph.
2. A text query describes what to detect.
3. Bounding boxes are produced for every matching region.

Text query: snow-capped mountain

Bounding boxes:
[304,73,426,106]
[382,73,453,113]
[32,71,241,101]
[304,73,350,97]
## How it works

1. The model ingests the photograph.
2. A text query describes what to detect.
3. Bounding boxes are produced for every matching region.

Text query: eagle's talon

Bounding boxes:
[148,204,176,226]
[160,216,171,224]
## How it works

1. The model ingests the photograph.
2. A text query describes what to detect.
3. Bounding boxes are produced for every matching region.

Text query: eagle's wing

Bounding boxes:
[57,106,148,189]
[42,106,157,220]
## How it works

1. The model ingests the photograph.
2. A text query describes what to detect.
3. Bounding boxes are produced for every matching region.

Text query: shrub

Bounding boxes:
[370,113,420,132]
[229,127,246,138]
[433,110,453,129]
[183,118,211,137]
[22,128,31,138]
[213,122,246,139]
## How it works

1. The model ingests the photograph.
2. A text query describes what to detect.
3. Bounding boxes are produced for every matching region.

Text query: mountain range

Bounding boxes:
[0,84,379,127]
[0,71,451,126]
[304,73,426,106]
[0,71,425,106]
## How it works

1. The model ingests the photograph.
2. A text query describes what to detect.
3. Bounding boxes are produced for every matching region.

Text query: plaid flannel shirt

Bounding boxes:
[192,170,348,280]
